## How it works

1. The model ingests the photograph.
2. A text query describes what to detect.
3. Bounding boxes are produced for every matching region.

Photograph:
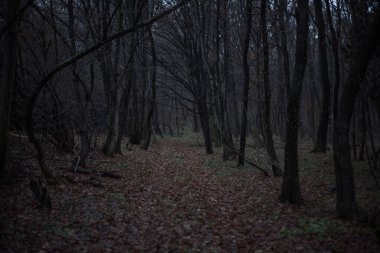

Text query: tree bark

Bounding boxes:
[141,27,157,150]
[325,0,341,122]
[0,0,20,179]
[260,0,283,176]
[312,0,330,153]
[368,83,380,121]
[68,0,93,167]
[333,11,380,220]
[102,6,125,156]
[238,0,253,166]
[153,105,163,137]
[358,98,366,161]
[333,12,380,219]
[192,103,199,132]
[279,0,309,204]
[213,0,236,160]
[198,100,213,154]
[25,0,189,174]
[277,0,291,97]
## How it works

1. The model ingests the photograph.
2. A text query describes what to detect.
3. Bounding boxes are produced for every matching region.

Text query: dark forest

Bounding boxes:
[1,0,380,252]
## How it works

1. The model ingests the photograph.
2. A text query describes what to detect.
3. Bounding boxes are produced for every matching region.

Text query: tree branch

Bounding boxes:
[25,0,190,177]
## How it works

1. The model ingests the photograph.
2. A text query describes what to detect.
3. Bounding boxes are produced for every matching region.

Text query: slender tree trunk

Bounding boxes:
[209,103,221,147]
[260,0,283,176]
[333,11,380,220]
[103,4,142,155]
[153,105,163,137]
[278,0,290,139]
[358,98,366,161]
[238,0,253,166]
[230,78,241,137]
[192,103,199,132]
[368,79,380,121]
[312,0,331,153]
[103,88,123,156]
[222,6,236,160]
[365,98,377,159]
[352,112,357,160]
[278,0,291,97]
[141,27,157,150]
[113,44,135,153]
[368,84,380,121]
[198,100,213,154]
[325,0,340,122]
[0,0,20,179]
[103,7,125,156]
[214,0,236,160]
[68,0,92,167]
[279,0,309,204]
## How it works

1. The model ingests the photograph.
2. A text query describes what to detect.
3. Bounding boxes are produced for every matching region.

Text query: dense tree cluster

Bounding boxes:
[1,0,380,221]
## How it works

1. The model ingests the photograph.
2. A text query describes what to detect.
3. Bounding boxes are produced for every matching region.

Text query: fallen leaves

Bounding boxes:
[0,136,379,252]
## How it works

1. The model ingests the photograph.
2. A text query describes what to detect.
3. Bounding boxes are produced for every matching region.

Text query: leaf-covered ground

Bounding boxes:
[1,134,379,252]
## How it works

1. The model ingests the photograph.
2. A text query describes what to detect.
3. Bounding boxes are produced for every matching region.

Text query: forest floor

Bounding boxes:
[1,133,380,252]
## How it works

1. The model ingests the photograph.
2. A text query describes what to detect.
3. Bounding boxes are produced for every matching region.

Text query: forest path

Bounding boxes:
[117,139,285,252]
[99,137,377,252]
[1,137,379,252]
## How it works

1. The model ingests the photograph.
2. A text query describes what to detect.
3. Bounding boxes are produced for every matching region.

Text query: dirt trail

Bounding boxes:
[1,138,379,252]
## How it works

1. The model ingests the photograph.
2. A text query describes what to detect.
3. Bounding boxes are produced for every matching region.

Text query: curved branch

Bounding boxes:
[25,0,190,177]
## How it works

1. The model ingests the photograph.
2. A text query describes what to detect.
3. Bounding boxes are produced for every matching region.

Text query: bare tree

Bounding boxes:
[333,10,380,220]
[141,23,157,150]
[24,0,190,175]
[260,0,283,176]
[312,0,331,153]
[280,0,309,204]
[0,0,21,179]
[237,0,253,166]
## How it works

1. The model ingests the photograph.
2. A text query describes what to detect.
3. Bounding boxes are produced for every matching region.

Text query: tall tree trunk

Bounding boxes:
[106,40,135,155]
[221,0,236,160]
[0,0,20,179]
[238,0,253,166]
[333,11,380,220]
[325,0,340,122]
[277,0,291,142]
[279,0,309,204]
[212,0,236,160]
[278,0,291,97]
[68,0,92,167]
[141,27,157,150]
[260,0,283,176]
[103,5,138,156]
[312,0,330,153]
[102,70,125,156]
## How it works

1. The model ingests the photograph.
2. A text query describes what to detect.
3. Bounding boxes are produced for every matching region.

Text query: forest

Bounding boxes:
[1,0,380,252]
